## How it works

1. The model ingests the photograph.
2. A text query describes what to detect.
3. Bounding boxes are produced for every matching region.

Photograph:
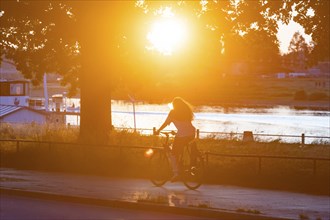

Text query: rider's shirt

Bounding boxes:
[164,110,196,137]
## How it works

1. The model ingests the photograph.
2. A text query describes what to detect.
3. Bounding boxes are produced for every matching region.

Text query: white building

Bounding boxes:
[288,72,307,78]
[276,73,286,78]
[0,105,65,124]
[0,105,47,124]
[0,80,66,124]
[0,79,30,107]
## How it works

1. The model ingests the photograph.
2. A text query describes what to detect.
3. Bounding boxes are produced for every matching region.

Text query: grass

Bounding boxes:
[299,213,310,220]
[188,201,212,209]
[136,192,169,205]
[299,214,324,220]
[0,123,329,195]
[236,208,261,215]
[0,123,79,142]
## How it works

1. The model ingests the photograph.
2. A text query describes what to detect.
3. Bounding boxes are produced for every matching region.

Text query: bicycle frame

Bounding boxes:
[147,131,204,190]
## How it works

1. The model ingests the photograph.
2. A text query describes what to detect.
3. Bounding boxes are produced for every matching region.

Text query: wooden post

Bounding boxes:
[133,101,136,133]
[243,131,254,142]
[152,127,156,149]
[196,129,200,139]
[301,133,305,147]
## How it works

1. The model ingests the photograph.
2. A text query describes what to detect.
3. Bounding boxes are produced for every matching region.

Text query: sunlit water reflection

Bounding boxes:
[66,100,330,143]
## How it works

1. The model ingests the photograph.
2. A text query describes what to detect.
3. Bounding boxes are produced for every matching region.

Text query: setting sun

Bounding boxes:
[147,8,188,56]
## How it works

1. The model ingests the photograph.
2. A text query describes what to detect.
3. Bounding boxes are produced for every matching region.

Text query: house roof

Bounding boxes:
[0,104,48,119]
[0,104,80,120]
[0,105,22,118]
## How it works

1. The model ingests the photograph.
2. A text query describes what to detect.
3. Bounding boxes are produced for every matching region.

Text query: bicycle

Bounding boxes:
[146,131,204,190]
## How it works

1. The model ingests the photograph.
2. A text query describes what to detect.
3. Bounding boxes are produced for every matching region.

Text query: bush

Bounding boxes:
[309,92,328,101]
[294,90,307,100]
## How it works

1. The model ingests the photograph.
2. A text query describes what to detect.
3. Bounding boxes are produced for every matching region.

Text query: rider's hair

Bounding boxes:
[171,97,194,121]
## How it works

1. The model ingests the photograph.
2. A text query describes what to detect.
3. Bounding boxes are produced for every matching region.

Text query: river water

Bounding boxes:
[65,100,329,143]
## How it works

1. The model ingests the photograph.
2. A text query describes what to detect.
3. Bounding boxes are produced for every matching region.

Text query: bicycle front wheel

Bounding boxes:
[182,155,204,190]
[149,150,171,187]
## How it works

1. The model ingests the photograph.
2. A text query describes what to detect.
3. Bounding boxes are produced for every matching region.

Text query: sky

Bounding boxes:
[146,6,313,56]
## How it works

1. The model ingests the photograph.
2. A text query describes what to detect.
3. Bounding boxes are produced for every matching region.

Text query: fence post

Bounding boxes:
[196,129,200,140]
[301,133,305,147]
[243,131,254,142]
[152,127,156,148]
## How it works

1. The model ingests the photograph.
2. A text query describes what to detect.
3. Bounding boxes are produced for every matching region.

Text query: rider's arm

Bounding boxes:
[156,111,173,134]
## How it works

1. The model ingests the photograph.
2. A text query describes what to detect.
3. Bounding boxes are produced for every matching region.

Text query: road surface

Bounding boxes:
[1,194,215,220]
[0,168,329,220]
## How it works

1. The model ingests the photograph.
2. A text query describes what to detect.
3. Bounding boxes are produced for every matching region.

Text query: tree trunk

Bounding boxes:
[77,5,117,145]
[74,2,137,144]
[78,45,113,144]
[79,73,112,145]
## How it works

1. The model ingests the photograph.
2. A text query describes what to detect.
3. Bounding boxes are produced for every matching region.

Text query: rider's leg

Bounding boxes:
[169,153,179,176]
[170,136,194,181]
[190,141,198,166]
[170,138,184,182]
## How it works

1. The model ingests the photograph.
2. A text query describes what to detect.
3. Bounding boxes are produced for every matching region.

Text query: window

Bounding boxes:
[0,82,10,96]
[0,81,28,96]
[10,83,24,95]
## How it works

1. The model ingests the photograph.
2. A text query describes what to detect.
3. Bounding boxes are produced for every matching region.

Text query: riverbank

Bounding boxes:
[197,99,330,111]
[30,76,330,112]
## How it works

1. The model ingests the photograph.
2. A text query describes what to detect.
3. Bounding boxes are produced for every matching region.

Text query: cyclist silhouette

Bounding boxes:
[155,97,196,182]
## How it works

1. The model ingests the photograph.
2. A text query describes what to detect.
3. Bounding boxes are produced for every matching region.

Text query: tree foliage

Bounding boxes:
[282,32,311,72]
[288,32,311,54]
[293,0,330,63]
[1,0,328,92]
[0,1,80,93]
[1,0,329,144]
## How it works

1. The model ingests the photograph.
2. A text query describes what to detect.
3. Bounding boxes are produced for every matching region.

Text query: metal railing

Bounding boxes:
[1,139,329,176]
[116,127,330,145]
[198,130,330,145]
[204,152,330,176]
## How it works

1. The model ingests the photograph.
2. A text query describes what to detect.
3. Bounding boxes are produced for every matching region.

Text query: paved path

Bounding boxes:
[0,168,329,220]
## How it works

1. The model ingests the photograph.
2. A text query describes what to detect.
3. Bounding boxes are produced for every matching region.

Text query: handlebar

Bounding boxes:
[162,131,176,136]
[153,130,176,136]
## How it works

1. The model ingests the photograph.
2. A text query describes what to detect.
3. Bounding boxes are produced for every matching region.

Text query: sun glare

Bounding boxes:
[147,8,187,56]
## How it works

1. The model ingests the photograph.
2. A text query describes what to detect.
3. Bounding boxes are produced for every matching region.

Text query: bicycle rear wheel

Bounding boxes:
[149,150,171,187]
[182,155,204,190]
